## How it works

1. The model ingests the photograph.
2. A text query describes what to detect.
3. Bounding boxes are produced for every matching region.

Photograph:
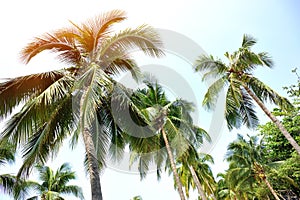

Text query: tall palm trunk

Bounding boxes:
[243,85,300,155]
[80,89,103,200]
[262,177,280,200]
[82,128,103,200]
[188,165,207,200]
[161,128,186,200]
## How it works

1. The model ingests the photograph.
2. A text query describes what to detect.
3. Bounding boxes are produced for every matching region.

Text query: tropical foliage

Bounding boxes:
[125,81,209,200]
[0,10,163,200]
[194,34,300,155]
[1,163,84,200]
[25,163,84,200]
[0,11,299,199]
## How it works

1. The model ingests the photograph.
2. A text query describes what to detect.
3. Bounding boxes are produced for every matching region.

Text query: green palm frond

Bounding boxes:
[194,55,228,79]
[0,141,15,165]
[0,71,65,119]
[104,58,142,82]
[98,24,164,60]
[0,174,16,195]
[234,49,273,72]
[16,95,73,177]
[202,76,227,110]
[60,185,84,200]
[247,76,294,112]
[239,89,259,129]
[225,83,243,130]
[241,34,257,49]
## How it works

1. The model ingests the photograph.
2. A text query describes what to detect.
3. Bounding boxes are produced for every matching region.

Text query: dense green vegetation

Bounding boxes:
[0,11,299,200]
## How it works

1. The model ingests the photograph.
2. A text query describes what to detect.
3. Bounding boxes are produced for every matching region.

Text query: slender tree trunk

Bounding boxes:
[161,128,186,200]
[188,165,207,200]
[263,177,280,200]
[82,128,103,200]
[80,89,103,200]
[243,85,300,155]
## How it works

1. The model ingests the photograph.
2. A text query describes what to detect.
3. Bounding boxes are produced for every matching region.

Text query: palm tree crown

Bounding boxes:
[194,34,300,155]
[0,10,163,200]
[126,81,209,200]
[28,163,84,200]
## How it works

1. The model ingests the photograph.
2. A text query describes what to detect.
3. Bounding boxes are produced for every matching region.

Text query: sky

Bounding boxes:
[1,0,300,199]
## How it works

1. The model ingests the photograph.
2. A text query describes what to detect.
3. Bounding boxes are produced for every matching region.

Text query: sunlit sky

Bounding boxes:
[1,0,300,199]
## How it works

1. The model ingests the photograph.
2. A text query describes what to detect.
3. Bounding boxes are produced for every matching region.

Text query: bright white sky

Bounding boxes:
[1,0,300,200]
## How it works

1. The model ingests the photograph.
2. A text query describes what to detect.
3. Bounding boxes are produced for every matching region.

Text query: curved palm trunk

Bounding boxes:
[161,128,186,200]
[262,177,280,200]
[188,165,207,200]
[243,85,300,155]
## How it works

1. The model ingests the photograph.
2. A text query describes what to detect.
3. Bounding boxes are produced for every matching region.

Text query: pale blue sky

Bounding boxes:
[1,0,300,199]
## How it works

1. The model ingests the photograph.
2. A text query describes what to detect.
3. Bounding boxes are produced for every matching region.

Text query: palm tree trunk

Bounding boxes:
[243,84,300,155]
[262,177,280,200]
[188,165,207,200]
[82,128,103,200]
[161,128,186,200]
[80,89,103,200]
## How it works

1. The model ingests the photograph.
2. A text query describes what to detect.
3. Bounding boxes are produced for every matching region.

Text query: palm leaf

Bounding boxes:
[194,55,228,78]
[60,185,84,200]
[239,89,259,129]
[0,71,65,119]
[20,32,81,64]
[202,76,227,110]
[241,34,257,49]
[17,94,74,177]
[247,76,294,112]
[98,24,164,60]
[225,82,243,130]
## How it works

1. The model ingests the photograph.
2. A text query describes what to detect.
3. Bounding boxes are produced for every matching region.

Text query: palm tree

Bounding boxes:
[225,134,280,200]
[0,10,163,200]
[176,149,217,200]
[127,81,208,200]
[194,34,300,155]
[25,163,84,200]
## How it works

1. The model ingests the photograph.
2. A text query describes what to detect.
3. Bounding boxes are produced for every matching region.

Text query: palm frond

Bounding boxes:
[98,24,164,60]
[92,9,127,49]
[60,185,84,200]
[247,76,294,112]
[90,114,110,169]
[235,49,273,72]
[0,71,64,119]
[241,34,257,49]
[0,141,15,165]
[202,76,227,110]
[104,58,142,82]
[225,82,243,130]
[239,89,259,129]
[194,55,228,78]
[16,94,74,177]
[0,174,16,195]
[20,31,81,64]
[75,65,111,132]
